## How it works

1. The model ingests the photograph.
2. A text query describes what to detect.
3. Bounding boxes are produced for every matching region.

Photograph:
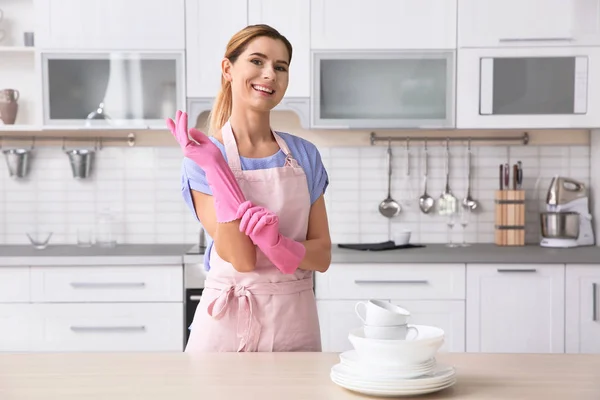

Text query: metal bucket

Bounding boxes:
[65,149,94,179]
[3,148,30,178]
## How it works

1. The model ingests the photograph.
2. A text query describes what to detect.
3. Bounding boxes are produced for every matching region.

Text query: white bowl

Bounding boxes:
[393,230,411,245]
[348,324,444,366]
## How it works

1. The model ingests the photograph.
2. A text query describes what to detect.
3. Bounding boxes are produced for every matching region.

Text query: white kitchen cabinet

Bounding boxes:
[0,267,30,303]
[0,305,38,352]
[466,264,565,353]
[185,0,248,98]
[32,303,183,352]
[317,299,465,353]
[566,265,600,354]
[458,0,600,48]
[310,0,457,50]
[0,263,184,353]
[34,0,185,50]
[248,0,310,98]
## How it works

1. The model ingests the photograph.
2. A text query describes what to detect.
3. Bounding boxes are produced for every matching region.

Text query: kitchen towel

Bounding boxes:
[337,241,425,251]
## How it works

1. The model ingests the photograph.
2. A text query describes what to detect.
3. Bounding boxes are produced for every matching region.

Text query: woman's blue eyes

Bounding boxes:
[250,59,287,71]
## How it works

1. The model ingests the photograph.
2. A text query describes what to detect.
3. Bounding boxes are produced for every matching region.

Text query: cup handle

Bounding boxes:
[407,326,419,340]
[14,90,19,102]
[354,301,367,324]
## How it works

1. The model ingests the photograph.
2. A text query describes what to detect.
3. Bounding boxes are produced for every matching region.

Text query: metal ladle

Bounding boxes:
[462,139,478,211]
[419,140,435,214]
[379,139,401,218]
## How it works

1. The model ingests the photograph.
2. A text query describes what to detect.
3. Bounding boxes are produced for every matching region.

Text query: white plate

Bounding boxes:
[331,373,456,397]
[331,363,455,390]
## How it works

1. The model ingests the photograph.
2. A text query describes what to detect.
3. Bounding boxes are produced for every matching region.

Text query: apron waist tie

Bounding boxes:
[204,278,314,352]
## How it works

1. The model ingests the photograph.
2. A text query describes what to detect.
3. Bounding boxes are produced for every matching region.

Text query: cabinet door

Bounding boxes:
[466,264,565,353]
[185,0,248,97]
[566,265,600,354]
[459,0,600,47]
[0,267,30,303]
[35,0,185,50]
[0,305,38,352]
[317,299,464,353]
[248,0,310,97]
[311,0,457,50]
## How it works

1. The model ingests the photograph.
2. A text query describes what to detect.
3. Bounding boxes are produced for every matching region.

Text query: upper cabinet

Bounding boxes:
[459,0,600,48]
[311,0,457,50]
[185,0,248,98]
[34,0,185,50]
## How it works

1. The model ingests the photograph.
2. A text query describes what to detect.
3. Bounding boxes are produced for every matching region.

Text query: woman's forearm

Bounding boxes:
[214,221,257,272]
[297,238,332,273]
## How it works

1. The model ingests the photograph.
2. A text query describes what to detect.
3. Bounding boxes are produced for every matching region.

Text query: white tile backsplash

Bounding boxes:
[0,143,590,246]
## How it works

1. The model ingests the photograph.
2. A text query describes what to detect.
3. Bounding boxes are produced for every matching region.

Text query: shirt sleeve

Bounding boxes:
[181,157,212,221]
[307,144,329,204]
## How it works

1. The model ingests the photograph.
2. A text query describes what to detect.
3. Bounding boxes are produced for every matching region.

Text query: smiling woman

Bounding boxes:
[168,24,332,353]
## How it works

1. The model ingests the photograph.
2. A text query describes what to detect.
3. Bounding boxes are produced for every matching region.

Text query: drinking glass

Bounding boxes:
[459,206,471,247]
[446,210,458,248]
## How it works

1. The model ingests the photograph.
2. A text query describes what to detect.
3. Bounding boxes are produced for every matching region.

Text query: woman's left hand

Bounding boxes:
[237,205,281,247]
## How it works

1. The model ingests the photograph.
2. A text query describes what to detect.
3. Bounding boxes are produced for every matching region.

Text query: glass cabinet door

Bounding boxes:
[312,51,455,129]
[42,52,184,129]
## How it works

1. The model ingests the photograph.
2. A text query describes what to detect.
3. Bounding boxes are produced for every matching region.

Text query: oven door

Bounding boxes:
[457,46,600,129]
[184,288,203,347]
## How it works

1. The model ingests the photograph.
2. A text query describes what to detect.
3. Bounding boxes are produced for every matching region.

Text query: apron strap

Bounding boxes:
[221,120,296,172]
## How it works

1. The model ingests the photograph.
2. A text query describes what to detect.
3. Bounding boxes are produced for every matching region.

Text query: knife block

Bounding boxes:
[495,190,525,246]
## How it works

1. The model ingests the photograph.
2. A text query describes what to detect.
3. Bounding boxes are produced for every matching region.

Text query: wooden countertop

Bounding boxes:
[1,352,599,399]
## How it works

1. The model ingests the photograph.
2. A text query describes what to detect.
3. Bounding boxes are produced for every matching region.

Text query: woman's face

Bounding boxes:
[223,36,290,112]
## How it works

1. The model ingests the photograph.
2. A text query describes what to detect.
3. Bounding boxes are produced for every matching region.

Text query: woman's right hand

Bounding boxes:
[166,110,224,169]
[167,110,247,223]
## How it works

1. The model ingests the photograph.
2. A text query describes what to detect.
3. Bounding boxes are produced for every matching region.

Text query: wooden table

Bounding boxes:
[1,352,599,399]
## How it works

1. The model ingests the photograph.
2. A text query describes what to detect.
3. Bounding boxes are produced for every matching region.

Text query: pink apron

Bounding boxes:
[185,121,322,352]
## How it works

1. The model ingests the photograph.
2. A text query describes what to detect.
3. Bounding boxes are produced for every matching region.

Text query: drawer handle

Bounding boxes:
[189,295,202,301]
[593,283,597,322]
[498,37,573,43]
[70,282,146,289]
[354,280,429,285]
[70,326,146,333]
[496,269,537,273]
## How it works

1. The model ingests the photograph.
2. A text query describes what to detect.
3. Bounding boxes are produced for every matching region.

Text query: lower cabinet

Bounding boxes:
[317,262,600,355]
[466,263,565,353]
[0,264,185,353]
[566,264,600,354]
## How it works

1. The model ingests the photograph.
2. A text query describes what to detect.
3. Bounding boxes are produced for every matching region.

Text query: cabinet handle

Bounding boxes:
[593,283,598,322]
[70,282,146,289]
[498,37,573,43]
[354,280,429,285]
[496,268,537,273]
[70,326,146,333]
[189,295,202,301]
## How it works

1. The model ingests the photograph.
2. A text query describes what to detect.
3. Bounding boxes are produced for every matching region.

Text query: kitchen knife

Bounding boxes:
[513,164,518,190]
[504,163,509,190]
[517,161,523,189]
[499,164,503,190]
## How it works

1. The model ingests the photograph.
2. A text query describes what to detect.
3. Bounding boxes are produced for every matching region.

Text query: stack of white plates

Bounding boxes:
[330,359,456,397]
[330,325,456,396]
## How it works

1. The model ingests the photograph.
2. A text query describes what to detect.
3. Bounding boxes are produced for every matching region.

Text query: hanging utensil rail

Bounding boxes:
[0,132,136,149]
[369,131,529,146]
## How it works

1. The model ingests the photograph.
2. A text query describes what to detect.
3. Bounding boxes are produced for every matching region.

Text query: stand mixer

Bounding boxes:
[540,176,595,248]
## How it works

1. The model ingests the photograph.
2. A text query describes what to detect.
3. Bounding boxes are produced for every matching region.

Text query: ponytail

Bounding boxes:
[208,77,233,136]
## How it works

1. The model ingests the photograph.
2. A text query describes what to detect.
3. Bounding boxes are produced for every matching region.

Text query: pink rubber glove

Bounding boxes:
[235,204,306,274]
[166,110,248,223]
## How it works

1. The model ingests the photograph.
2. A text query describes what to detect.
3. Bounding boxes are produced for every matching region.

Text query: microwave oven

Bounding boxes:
[457,47,600,129]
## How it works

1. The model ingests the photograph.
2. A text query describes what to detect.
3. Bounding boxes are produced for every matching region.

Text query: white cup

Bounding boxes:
[355,300,410,326]
[364,324,419,340]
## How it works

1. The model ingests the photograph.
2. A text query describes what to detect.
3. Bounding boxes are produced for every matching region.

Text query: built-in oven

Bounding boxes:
[184,288,203,347]
[183,245,206,348]
[457,46,600,129]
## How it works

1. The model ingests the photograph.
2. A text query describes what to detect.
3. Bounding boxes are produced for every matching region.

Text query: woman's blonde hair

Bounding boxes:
[208,24,293,136]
